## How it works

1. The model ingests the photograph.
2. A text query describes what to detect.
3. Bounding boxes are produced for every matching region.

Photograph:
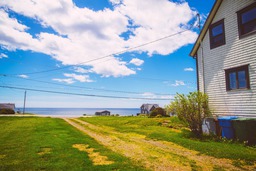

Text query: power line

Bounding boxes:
[0,85,173,101]
[5,28,192,76]
[0,74,177,96]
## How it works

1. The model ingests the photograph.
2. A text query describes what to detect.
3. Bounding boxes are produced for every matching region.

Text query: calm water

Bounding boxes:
[21,108,140,117]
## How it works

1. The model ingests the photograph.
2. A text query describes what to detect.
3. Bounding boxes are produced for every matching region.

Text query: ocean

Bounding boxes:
[21,108,140,117]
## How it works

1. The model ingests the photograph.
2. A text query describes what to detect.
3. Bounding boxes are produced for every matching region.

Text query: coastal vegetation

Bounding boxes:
[0,116,255,170]
[166,91,211,136]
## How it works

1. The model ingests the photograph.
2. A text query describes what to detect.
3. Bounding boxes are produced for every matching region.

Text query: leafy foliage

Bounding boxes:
[149,107,168,118]
[166,91,211,136]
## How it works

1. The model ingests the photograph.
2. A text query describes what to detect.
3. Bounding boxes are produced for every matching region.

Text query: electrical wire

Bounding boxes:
[0,85,173,101]
[0,74,176,96]
[4,28,193,76]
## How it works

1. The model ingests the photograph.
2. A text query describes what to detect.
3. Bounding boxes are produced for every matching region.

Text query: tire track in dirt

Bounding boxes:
[64,118,254,171]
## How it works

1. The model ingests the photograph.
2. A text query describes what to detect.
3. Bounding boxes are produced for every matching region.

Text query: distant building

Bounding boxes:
[140,104,159,114]
[0,103,15,111]
[95,110,111,116]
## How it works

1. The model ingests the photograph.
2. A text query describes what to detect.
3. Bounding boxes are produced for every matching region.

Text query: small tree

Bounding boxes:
[149,107,167,118]
[166,91,211,136]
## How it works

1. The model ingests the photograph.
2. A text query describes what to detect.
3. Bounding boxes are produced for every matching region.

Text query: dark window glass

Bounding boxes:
[212,24,223,36]
[225,65,250,91]
[238,71,246,88]
[237,2,256,37]
[241,8,256,24]
[209,19,225,49]
[229,72,237,90]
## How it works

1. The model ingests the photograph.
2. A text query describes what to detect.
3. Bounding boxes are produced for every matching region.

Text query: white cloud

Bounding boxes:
[184,67,194,71]
[171,80,185,87]
[18,74,29,78]
[73,67,90,74]
[52,78,74,84]
[129,58,144,66]
[91,57,135,77]
[0,0,197,77]
[0,53,8,58]
[64,73,94,82]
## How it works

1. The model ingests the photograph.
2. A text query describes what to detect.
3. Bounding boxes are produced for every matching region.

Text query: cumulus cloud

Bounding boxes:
[73,67,90,74]
[0,0,198,77]
[64,73,93,82]
[171,80,186,87]
[18,74,29,78]
[184,67,194,71]
[0,53,8,58]
[52,78,74,84]
[129,58,144,66]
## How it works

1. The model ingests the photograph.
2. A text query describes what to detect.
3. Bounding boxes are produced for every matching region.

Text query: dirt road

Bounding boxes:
[64,118,254,171]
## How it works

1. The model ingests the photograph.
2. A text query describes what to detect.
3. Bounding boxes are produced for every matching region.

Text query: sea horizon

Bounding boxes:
[17,107,141,117]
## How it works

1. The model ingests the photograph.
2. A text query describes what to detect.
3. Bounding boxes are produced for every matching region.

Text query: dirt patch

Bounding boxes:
[64,118,255,171]
[37,147,52,156]
[73,144,114,165]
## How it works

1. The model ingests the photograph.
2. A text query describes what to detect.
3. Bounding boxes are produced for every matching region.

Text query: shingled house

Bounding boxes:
[140,104,159,114]
[0,103,15,114]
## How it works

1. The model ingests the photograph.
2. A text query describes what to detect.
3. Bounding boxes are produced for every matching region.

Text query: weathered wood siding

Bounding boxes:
[197,0,256,117]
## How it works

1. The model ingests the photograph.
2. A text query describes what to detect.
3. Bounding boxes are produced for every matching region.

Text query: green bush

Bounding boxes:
[166,91,211,136]
[0,108,15,114]
[149,107,168,118]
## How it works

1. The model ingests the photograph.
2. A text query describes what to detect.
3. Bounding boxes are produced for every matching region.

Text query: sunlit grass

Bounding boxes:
[0,117,146,171]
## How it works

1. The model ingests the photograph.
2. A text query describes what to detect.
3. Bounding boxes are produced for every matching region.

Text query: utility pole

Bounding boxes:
[23,90,26,114]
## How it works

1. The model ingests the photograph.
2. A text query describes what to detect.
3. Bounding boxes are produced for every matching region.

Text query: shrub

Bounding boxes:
[149,107,168,118]
[166,91,211,136]
[0,108,15,114]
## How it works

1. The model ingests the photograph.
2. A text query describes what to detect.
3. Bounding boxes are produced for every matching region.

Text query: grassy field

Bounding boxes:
[78,116,256,170]
[0,117,146,171]
[0,116,255,170]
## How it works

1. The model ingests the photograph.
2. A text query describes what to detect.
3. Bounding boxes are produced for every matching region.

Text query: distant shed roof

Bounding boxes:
[0,103,15,110]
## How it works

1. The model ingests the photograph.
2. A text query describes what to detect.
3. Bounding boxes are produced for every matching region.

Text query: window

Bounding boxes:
[237,2,256,38]
[225,65,250,91]
[209,19,226,49]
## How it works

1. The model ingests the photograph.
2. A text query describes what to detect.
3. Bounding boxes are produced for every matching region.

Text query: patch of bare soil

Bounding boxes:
[64,118,255,171]
[73,144,114,165]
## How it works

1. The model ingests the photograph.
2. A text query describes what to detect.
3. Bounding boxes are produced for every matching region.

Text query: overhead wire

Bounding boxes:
[0,74,176,96]
[0,85,173,101]
[4,27,193,76]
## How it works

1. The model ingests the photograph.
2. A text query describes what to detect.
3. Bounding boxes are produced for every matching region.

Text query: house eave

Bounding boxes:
[189,0,223,57]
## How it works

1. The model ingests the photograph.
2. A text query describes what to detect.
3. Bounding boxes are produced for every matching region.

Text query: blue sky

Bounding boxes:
[0,0,215,108]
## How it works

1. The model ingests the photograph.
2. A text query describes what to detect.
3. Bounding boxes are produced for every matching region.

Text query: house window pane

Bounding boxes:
[225,65,250,91]
[212,24,223,36]
[229,72,237,90]
[238,3,256,37]
[241,7,256,24]
[209,19,225,49]
[238,71,246,88]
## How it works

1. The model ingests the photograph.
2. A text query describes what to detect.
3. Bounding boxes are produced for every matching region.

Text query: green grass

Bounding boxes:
[0,117,146,171]
[80,116,256,163]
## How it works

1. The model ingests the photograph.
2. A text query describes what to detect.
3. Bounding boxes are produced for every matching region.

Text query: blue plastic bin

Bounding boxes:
[218,116,238,139]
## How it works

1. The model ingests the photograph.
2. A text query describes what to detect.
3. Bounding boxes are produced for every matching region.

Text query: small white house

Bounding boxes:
[190,0,256,117]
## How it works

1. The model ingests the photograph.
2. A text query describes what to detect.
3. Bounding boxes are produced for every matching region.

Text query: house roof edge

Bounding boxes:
[189,0,223,57]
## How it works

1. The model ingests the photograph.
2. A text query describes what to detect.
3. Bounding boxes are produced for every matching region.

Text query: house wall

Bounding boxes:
[197,0,256,117]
